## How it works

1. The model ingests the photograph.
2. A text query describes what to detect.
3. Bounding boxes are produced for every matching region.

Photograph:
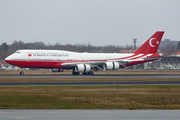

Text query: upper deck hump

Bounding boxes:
[16,49,76,53]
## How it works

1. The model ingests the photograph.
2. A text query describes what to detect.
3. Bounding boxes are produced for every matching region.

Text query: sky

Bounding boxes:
[0,0,180,46]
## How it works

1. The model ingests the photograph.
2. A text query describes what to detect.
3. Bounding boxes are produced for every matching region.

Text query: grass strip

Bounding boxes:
[0,85,180,109]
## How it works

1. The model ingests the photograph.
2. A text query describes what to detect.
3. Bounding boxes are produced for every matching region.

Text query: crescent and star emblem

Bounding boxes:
[149,38,159,47]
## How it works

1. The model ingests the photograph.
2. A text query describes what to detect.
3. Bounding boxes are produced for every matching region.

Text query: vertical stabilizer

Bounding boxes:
[134,31,164,54]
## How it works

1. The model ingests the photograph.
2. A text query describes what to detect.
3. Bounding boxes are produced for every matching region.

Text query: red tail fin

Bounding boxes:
[134,31,164,54]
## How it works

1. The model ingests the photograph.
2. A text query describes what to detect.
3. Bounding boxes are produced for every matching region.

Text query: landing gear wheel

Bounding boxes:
[82,71,94,75]
[83,72,88,75]
[20,71,24,75]
[72,71,80,75]
[88,71,94,75]
[90,71,94,75]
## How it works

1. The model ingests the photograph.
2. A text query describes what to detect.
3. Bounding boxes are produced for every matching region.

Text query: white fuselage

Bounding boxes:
[5,49,156,69]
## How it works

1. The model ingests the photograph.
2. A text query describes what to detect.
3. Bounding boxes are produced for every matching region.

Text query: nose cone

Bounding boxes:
[5,56,12,63]
[5,54,20,66]
[5,56,10,61]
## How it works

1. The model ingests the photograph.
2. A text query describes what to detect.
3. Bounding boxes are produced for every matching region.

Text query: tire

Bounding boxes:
[83,72,88,75]
[72,72,79,75]
[88,71,94,75]
[20,71,24,75]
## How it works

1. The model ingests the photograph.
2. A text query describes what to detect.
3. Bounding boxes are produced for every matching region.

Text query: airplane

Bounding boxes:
[5,31,164,75]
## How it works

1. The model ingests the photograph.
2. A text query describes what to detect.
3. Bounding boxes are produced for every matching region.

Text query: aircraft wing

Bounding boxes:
[60,60,129,72]
[61,61,105,66]
[61,60,129,66]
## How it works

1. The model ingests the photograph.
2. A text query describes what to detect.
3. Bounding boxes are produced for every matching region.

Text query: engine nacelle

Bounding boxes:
[75,64,91,72]
[103,62,119,70]
[50,68,64,72]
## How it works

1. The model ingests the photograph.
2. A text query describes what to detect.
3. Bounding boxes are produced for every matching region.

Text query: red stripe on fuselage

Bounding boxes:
[127,54,146,60]
[125,58,159,67]
[5,60,63,68]
[108,54,137,61]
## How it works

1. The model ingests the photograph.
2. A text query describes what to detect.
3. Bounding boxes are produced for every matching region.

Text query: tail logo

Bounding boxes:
[149,38,159,47]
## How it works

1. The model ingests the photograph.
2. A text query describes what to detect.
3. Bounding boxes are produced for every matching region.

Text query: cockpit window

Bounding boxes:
[15,51,20,53]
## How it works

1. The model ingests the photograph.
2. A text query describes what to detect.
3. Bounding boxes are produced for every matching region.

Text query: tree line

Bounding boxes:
[1,40,179,60]
[0,40,134,59]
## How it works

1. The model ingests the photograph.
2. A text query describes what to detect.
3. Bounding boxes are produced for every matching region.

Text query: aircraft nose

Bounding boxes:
[5,56,11,61]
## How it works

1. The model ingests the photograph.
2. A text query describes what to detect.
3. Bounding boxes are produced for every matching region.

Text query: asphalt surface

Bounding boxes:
[1,81,180,86]
[0,74,180,78]
[0,74,179,86]
[0,109,179,120]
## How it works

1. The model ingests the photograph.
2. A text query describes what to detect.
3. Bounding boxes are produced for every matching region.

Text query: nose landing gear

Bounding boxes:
[19,67,24,75]
[20,71,24,75]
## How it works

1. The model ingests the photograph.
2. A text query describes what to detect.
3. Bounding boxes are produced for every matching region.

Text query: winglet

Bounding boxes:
[134,31,164,54]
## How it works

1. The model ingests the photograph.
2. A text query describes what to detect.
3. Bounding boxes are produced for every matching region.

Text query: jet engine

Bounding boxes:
[103,62,119,70]
[50,68,64,72]
[75,64,91,72]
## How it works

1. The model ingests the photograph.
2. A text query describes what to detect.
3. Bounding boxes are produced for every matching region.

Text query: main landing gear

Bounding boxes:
[19,67,24,75]
[72,71,80,75]
[72,70,94,75]
[83,71,94,75]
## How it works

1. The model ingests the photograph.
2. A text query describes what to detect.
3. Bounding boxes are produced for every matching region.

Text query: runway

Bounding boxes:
[1,74,179,86]
[1,81,180,86]
[0,74,180,78]
[0,109,179,120]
